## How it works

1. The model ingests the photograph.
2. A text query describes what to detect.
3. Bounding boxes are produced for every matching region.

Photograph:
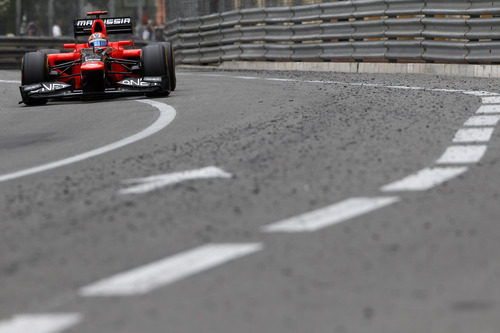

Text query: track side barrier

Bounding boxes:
[4,1,500,68]
[160,0,500,65]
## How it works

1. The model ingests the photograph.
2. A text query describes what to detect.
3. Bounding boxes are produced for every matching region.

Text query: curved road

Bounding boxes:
[0,69,500,332]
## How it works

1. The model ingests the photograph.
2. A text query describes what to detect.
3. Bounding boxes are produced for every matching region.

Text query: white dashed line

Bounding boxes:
[0,313,82,333]
[481,96,500,104]
[80,243,263,297]
[187,73,500,221]
[464,115,500,127]
[452,128,495,143]
[436,145,488,164]
[476,105,500,114]
[381,167,468,192]
[262,197,400,233]
[0,99,176,183]
[120,166,232,195]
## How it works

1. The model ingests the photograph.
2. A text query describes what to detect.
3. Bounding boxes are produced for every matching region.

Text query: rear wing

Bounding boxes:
[73,17,134,37]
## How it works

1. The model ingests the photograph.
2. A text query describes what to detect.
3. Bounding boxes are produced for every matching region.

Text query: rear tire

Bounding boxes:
[21,52,48,106]
[142,44,170,97]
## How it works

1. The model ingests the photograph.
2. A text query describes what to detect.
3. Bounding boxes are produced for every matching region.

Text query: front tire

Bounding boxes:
[21,52,48,106]
[160,42,176,91]
[142,44,170,97]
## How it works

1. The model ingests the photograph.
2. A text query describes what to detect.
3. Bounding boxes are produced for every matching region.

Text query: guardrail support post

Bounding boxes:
[15,0,21,35]
[48,0,54,36]
[108,0,116,16]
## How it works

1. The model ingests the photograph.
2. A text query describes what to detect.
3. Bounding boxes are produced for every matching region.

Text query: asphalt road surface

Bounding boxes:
[1,68,500,333]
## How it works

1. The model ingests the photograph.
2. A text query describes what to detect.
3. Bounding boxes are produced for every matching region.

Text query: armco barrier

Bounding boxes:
[4,0,500,69]
[0,36,73,68]
[161,0,500,65]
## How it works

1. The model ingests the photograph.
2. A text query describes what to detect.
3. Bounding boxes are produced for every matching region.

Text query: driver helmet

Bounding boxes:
[88,33,108,48]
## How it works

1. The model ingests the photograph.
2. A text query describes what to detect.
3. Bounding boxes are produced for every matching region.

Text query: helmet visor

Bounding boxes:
[90,39,107,47]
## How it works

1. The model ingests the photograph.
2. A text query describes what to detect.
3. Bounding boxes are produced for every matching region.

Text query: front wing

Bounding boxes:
[20,76,166,103]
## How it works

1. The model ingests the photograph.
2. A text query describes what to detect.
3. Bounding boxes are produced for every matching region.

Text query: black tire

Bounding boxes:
[160,42,176,91]
[142,44,170,97]
[21,52,48,106]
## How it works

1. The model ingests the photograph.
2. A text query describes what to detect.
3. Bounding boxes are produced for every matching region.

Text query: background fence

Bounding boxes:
[164,0,500,65]
[3,1,500,69]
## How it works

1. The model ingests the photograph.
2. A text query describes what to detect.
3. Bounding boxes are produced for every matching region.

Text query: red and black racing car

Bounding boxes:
[20,11,175,105]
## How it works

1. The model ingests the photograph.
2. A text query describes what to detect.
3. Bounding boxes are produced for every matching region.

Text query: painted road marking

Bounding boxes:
[182,73,500,223]
[80,243,263,297]
[181,73,497,96]
[0,99,176,183]
[0,313,82,333]
[482,96,500,104]
[120,166,232,195]
[436,145,488,164]
[452,128,494,143]
[477,105,500,114]
[262,197,399,233]
[0,79,21,84]
[463,91,499,97]
[381,167,468,192]
[464,115,500,127]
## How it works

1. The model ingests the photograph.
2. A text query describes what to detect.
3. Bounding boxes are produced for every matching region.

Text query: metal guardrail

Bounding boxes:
[0,37,150,69]
[163,0,500,65]
[0,37,74,69]
[3,1,500,69]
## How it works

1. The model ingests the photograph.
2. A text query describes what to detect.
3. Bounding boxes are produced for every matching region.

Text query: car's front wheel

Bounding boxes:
[142,44,170,97]
[21,51,49,106]
[160,42,176,91]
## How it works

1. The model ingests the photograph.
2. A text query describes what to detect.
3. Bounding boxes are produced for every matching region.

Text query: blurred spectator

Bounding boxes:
[147,19,155,41]
[155,27,164,41]
[19,15,28,36]
[52,20,62,37]
[142,24,150,40]
[134,22,144,40]
[26,19,40,36]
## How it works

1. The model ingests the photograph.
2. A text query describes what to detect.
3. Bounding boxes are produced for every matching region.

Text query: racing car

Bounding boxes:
[20,10,176,106]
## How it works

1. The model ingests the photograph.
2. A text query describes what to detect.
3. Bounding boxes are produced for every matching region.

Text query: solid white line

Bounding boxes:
[262,197,399,233]
[265,78,296,82]
[185,73,494,95]
[464,115,500,127]
[452,128,495,143]
[463,91,499,97]
[120,166,232,195]
[386,85,421,90]
[0,313,82,333]
[0,79,21,84]
[432,88,467,93]
[80,243,263,297]
[0,99,176,183]
[381,167,468,192]
[477,105,500,114]
[436,145,488,164]
[481,96,500,104]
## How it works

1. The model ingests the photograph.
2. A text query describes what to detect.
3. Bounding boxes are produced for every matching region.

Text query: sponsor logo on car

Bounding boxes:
[118,78,152,87]
[38,82,71,93]
[76,18,132,27]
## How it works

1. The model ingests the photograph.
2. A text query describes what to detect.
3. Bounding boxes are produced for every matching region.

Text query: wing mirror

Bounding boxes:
[64,43,76,49]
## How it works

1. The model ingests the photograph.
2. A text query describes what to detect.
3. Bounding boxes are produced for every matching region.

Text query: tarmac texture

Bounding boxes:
[0,69,500,333]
